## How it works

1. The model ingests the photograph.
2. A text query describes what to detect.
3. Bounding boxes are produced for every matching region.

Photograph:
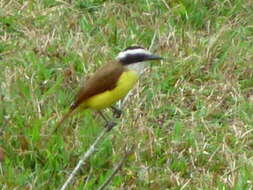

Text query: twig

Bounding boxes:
[60,127,109,190]
[60,38,157,189]
[83,167,93,189]
[97,145,135,190]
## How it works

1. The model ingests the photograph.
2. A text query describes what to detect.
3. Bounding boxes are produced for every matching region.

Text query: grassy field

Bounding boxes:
[1,0,253,189]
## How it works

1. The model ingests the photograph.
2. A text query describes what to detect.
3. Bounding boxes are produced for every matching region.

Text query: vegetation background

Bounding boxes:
[1,0,253,189]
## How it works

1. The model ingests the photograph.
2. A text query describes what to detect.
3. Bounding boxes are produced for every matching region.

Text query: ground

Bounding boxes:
[1,0,253,189]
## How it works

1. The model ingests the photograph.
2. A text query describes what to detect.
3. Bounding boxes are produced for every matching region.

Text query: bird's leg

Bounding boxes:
[110,106,122,118]
[98,111,116,131]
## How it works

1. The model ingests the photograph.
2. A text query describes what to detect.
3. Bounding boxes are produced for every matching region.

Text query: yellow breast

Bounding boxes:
[84,70,139,110]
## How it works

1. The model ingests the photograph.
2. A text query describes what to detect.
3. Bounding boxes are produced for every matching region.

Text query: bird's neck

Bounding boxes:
[124,62,145,75]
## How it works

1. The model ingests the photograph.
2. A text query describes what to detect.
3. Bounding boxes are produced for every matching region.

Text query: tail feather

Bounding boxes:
[54,108,75,133]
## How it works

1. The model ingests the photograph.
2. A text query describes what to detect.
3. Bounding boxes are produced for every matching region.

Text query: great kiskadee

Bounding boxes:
[55,46,162,130]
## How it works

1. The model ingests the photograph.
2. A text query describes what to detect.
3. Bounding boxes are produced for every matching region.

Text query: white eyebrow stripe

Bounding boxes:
[116,49,151,60]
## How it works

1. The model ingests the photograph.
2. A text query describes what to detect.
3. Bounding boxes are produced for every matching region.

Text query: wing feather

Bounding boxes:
[70,62,124,110]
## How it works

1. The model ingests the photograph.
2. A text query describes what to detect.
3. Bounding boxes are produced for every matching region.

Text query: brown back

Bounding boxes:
[70,62,124,110]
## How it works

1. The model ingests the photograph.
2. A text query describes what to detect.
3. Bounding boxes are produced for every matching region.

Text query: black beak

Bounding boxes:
[147,54,163,61]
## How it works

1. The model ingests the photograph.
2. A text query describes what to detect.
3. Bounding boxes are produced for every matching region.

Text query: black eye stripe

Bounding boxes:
[120,53,148,65]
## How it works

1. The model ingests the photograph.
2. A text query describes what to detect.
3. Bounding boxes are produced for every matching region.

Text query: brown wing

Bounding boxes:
[70,62,124,110]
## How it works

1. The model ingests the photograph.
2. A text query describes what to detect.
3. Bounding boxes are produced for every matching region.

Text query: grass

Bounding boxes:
[1,0,253,189]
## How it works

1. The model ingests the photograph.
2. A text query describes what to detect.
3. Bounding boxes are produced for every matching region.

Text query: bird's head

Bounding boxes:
[116,46,162,65]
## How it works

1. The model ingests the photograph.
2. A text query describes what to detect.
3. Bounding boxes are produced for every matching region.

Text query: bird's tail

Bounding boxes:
[53,108,76,133]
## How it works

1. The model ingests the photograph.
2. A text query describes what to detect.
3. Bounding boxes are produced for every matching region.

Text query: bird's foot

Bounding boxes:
[111,107,122,118]
[105,121,116,131]
[113,110,122,118]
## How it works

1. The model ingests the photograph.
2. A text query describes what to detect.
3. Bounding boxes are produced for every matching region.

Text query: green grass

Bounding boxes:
[1,0,253,189]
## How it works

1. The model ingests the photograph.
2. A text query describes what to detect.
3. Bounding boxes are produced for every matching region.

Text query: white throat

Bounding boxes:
[126,62,147,75]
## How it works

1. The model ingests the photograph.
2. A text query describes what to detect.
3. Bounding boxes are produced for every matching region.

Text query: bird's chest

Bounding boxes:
[85,70,139,110]
[114,70,139,97]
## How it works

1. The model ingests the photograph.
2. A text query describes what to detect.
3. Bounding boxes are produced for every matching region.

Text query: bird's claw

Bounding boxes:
[105,121,116,131]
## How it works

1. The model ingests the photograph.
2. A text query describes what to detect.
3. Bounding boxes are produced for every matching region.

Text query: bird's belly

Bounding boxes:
[85,70,138,110]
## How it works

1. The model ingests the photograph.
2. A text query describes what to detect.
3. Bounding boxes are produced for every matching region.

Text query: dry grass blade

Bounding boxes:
[60,127,109,190]
[97,145,135,190]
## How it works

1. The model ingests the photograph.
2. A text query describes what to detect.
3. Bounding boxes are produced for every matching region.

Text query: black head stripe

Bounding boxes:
[124,46,144,51]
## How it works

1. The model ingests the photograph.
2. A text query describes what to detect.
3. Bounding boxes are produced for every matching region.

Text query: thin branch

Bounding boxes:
[60,127,109,190]
[97,145,135,190]
[59,37,156,189]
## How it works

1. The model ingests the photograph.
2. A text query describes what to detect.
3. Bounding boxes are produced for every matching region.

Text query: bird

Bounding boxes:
[54,46,162,131]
